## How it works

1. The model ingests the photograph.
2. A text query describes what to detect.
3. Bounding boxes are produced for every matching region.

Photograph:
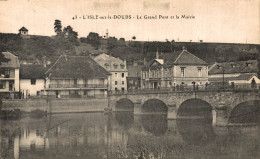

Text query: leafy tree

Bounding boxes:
[63,26,79,45]
[54,19,62,35]
[132,36,136,41]
[118,38,126,46]
[107,37,118,49]
[86,32,100,47]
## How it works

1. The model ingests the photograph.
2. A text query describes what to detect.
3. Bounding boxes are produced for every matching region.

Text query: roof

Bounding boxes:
[20,64,48,79]
[45,55,111,79]
[127,65,142,77]
[142,49,207,71]
[209,73,259,82]
[0,52,20,68]
[208,60,258,75]
[94,53,128,72]
[19,27,28,31]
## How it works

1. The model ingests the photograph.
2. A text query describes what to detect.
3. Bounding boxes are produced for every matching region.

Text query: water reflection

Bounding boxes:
[177,119,216,145]
[115,112,134,130]
[141,114,168,136]
[0,113,259,159]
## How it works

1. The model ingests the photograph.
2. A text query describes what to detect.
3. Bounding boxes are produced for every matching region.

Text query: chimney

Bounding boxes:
[156,48,159,59]
[42,56,46,67]
[182,46,187,51]
[124,59,127,66]
[143,57,147,65]
[133,61,138,66]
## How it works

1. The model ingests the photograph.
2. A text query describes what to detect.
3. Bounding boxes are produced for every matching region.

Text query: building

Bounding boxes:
[19,27,28,35]
[126,61,142,91]
[0,52,20,99]
[44,55,111,98]
[19,64,48,98]
[141,47,208,89]
[94,53,128,91]
[208,60,260,88]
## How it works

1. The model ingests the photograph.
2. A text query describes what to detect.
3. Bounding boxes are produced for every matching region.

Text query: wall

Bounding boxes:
[110,71,128,91]
[20,79,45,97]
[2,98,108,113]
[14,68,19,92]
[173,65,208,85]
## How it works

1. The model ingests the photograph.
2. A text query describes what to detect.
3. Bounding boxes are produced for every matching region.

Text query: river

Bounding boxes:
[0,112,259,159]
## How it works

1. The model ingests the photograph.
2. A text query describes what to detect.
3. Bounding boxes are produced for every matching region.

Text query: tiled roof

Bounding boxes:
[0,52,20,68]
[209,73,258,82]
[45,55,111,79]
[20,64,48,79]
[141,50,207,71]
[94,53,128,72]
[208,60,258,75]
[19,27,28,31]
[173,50,207,65]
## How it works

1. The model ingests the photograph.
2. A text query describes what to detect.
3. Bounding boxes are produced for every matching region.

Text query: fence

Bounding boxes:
[109,83,260,95]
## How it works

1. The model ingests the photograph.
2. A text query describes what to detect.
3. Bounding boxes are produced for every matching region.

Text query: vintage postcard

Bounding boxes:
[0,0,259,159]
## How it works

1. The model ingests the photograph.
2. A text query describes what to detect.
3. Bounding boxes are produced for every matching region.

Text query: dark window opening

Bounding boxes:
[31,79,36,85]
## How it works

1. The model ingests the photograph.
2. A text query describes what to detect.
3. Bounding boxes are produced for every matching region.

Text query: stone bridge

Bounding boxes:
[108,90,260,126]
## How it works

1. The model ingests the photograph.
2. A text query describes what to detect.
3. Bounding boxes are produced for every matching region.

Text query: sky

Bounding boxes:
[0,0,259,44]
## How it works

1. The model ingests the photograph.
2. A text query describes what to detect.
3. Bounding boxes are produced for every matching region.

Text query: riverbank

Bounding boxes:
[1,98,109,113]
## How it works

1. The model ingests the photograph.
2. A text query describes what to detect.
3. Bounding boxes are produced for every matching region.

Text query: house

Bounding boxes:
[19,27,28,35]
[208,60,260,88]
[141,47,208,89]
[126,61,142,91]
[94,53,128,91]
[0,52,20,99]
[19,64,48,98]
[44,55,111,98]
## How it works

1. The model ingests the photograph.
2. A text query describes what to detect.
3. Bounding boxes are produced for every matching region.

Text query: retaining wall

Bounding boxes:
[2,98,108,113]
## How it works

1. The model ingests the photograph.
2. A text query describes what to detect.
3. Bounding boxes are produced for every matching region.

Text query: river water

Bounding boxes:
[0,112,259,159]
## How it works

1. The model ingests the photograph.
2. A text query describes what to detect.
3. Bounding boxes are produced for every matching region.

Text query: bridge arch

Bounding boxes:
[116,98,134,112]
[142,99,168,114]
[177,98,213,121]
[229,100,260,124]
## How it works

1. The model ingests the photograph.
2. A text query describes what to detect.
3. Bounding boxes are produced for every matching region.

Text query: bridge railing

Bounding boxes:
[109,84,260,95]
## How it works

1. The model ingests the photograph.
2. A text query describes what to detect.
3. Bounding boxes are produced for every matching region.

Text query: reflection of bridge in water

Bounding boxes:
[1,113,259,159]
[109,90,260,126]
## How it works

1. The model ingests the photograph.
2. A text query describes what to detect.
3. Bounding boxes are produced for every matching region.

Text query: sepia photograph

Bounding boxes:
[0,0,259,158]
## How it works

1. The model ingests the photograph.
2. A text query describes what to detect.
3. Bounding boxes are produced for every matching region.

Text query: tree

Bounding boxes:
[132,36,136,41]
[63,26,79,45]
[54,20,62,35]
[107,37,118,49]
[86,32,100,47]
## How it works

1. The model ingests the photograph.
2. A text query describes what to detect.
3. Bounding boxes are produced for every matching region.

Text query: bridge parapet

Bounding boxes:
[108,90,260,126]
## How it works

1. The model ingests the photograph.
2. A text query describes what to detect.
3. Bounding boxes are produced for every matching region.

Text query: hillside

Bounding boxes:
[0,33,259,66]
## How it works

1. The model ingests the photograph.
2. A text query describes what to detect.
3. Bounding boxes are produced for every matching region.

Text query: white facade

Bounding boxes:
[20,79,45,98]
[94,53,128,91]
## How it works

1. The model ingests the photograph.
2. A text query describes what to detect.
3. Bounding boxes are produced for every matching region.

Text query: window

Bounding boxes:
[120,64,125,69]
[122,73,124,78]
[198,67,202,77]
[122,81,124,85]
[115,87,118,91]
[121,87,124,91]
[4,69,10,78]
[115,73,118,77]
[31,79,36,85]
[113,64,118,69]
[115,81,118,85]
[181,67,185,77]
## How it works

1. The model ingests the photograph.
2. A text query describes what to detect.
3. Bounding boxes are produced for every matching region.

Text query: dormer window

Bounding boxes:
[120,63,125,69]
[104,63,109,67]
[217,65,222,69]
[246,63,252,67]
[113,63,118,69]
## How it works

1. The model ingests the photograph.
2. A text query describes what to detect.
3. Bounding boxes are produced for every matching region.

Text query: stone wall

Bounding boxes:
[2,98,108,113]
